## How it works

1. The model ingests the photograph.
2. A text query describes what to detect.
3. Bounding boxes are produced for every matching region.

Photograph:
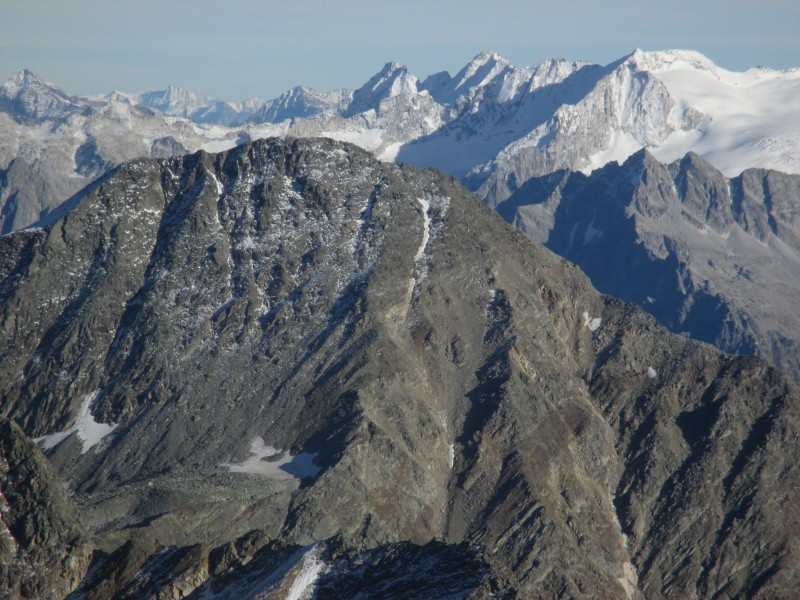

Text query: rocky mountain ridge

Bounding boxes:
[496,149,800,383]
[1,138,799,598]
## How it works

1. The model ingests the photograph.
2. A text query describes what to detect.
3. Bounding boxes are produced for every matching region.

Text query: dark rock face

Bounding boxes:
[0,419,91,598]
[498,149,800,383]
[1,138,799,598]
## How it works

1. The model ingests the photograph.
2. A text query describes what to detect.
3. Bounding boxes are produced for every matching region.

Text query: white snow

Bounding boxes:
[643,51,800,175]
[209,171,223,196]
[200,139,238,153]
[647,366,658,379]
[584,131,643,174]
[583,311,602,332]
[414,197,431,263]
[619,560,639,600]
[378,141,403,161]
[321,128,385,153]
[221,436,320,480]
[404,197,433,307]
[448,443,455,469]
[285,545,326,600]
[35,429,74,451]
[33,391,118,454]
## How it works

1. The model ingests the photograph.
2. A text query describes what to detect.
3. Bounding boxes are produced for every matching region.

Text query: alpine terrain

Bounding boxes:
[2,50,798,234]
[496,149,800,383]
[1,138,799,598]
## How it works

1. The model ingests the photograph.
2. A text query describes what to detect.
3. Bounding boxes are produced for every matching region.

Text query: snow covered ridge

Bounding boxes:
[1,48,799,232]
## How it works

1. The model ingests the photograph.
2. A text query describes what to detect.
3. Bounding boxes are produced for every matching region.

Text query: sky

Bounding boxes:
[2,0,798,102]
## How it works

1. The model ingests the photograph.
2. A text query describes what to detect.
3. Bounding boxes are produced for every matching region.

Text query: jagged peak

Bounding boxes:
[344,61,419,116]
[469,49,509,69]
[378,61,407,76]
[671,150,725,178]
[141,84,211,104]
[360,61,415,93]
[458,50,511,81]
[1,68,63,97]
[619,147,664,172]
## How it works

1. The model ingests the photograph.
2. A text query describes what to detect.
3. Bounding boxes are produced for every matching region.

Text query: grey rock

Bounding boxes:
[1,138,799,597]
[0,418,91,599]
[497,149,800,383]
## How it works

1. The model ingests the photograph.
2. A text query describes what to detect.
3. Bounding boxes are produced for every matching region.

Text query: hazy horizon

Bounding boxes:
[3,0,798,101]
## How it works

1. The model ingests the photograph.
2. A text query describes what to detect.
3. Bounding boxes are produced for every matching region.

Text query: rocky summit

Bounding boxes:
[1,137,799,598]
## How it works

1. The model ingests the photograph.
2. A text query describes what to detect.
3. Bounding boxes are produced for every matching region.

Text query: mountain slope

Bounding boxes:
[496,149,800,383]
[0,418,92,598]
[1,138,799,598]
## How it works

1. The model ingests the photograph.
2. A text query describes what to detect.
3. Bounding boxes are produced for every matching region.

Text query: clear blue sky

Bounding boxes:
[2,0,798,101]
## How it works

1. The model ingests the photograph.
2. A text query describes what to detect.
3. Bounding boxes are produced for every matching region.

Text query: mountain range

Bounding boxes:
[2,138,799,598]
[2,49,798,235]
[2,49,799,387]
[2,52,800,595]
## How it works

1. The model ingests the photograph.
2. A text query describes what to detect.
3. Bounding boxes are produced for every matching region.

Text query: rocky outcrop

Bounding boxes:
[1,138,798,597]
[0,419,91,598]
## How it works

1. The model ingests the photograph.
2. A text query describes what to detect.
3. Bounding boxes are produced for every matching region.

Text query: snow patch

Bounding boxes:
[584,131,643,174]
[200,139,238,153]
[619,560,639,600]
[583,311,602,332]
[448,443,455,469]
[647,366,658,379]
[583,218,603,244]
[378,142,403,162]
[222,436,320,480]
[648,53,800,176]
[34,391,118,454]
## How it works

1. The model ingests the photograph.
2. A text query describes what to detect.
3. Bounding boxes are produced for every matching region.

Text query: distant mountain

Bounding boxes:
[0,68,96,121]
[474,50,800,207]
[2,49,798,234]
[252,85,352,123]
[497,149,800,383]
[105,85,261,126]
[1,138,799,597]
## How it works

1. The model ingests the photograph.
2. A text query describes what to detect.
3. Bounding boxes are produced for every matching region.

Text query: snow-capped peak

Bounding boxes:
[453,49,512,92]
[0,68,87,121]
[626,49,720,78]
[2,69,64,99]
[137,85,214,114]
[345,61,419,116]
[254,85,349,123]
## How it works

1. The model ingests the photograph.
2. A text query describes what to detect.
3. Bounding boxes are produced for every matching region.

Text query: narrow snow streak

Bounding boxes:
[286,545,326,600]
[208,171,223,197]
[404,197,433,310]
[619,558,639,600]
[414,197,431,262]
